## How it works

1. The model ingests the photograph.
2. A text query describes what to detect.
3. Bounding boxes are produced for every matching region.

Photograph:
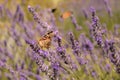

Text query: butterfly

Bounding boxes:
[61,11,73,19]
[51,8,57,13]
[38,31,54,49]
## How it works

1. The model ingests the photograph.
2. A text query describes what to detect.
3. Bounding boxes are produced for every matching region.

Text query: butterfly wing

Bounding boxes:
[61,11,72,19]
[38,31,54,49]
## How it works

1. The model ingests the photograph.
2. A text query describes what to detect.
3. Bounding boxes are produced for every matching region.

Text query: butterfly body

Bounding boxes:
[61,11,73,19]
[38,31,54,49]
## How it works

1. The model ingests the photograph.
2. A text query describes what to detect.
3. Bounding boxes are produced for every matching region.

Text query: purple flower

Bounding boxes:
[77,57,87,65]
[80,34,94,51]
[70,15,82,30]
[38,50,49,59]
[104,64,111,73]
[114,24,120,35]
[55,35,62,47]
[103,0,112,17]
[69,32,81,56]
[28,5,52,31]
[0,5,3,18]
[51,62,60,79]
[90,7,96,21]
[5,8,13,19]
[20,74,27,80]
[56,47,65,55]
[82,8,88,19]
[9,23,22,46]
[91,70,97,78]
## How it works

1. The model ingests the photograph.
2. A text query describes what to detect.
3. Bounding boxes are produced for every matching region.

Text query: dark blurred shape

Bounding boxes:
[51,8,57,13]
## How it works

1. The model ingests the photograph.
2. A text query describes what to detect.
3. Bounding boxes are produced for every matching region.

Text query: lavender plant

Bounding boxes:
[0,0,120,80]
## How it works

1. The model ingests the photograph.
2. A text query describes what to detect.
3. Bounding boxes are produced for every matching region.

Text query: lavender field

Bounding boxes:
[0,0,120,80]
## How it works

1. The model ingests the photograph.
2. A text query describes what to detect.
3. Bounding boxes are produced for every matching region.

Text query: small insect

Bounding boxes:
[51,8,57,13]
[61,11,73,19]
[38,31,54,49]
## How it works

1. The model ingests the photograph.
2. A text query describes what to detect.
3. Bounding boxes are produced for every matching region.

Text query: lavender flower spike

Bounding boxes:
[28,5,52,31]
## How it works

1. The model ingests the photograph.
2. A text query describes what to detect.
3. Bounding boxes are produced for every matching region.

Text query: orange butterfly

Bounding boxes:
[38,31,54,49]
[61,11,73,19]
